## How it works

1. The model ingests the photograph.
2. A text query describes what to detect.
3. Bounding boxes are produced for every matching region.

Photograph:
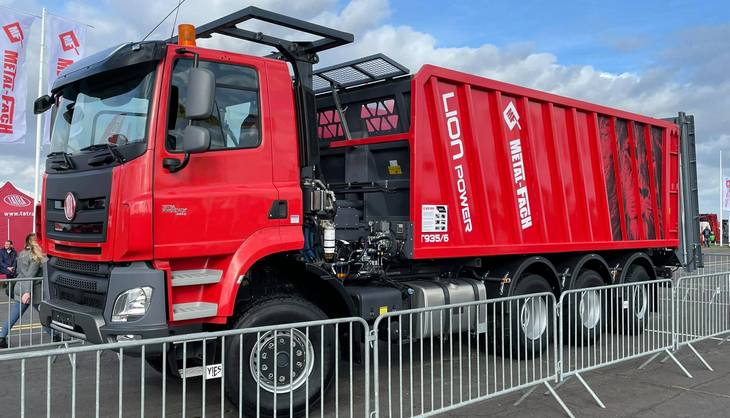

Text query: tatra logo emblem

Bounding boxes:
[64,192,77,221]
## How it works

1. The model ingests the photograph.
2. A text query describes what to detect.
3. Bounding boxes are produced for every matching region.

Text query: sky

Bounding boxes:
[0,0,728,213]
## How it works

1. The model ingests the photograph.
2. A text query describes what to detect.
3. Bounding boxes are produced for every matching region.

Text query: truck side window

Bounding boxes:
[167,59,260,151]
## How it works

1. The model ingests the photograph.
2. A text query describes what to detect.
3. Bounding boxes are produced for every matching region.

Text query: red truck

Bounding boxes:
[34,7,699,415]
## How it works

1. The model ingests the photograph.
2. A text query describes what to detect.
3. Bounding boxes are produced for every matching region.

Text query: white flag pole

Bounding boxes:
[32,7,47,232]
[721,150,724,247]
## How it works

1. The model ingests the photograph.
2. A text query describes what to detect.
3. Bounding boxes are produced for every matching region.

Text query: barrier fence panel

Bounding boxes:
[0,277,75,350]
[372,292,573,418]
[678,253,730,277]
[550,279,689,409]
[0,316,370,418]
[672,272,730,370]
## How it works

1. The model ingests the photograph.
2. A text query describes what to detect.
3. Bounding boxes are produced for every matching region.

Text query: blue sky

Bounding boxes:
[0,0,729,213]
[389,0,729,74]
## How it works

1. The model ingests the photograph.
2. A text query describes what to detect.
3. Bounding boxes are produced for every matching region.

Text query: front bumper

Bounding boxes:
[39,261,170,345]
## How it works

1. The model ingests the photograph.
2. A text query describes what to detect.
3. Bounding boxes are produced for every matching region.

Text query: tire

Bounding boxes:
[506,274,553,358]
[563,270,605,346]
[615,264,651,335]
[145,350,182,379]
[224,296,334,418]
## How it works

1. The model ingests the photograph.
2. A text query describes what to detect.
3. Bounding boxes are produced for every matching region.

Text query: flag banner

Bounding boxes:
[0,11,36,144]
[44,14,87,144]
[723,176,730,212]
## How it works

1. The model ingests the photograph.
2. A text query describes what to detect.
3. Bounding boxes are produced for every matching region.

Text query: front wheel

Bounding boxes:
[224,296,334,418]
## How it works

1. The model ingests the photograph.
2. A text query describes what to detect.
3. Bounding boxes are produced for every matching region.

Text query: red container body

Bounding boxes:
[409,65,680,259]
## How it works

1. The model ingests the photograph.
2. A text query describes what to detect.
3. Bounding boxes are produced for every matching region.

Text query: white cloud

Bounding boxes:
[0,154,36,193]
[0,0,728,214]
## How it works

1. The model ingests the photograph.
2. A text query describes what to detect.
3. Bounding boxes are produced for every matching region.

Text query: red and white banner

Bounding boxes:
[722,176,730,212]
[0,12,36,144]
[44,14,87,144]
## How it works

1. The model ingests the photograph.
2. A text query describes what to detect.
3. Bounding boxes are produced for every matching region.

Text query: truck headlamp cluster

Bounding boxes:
[111,287,153,322]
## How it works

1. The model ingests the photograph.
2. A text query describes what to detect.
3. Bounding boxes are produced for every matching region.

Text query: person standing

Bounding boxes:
[0,240,17,278]
[0,234,52,348]
[703,226,712,248]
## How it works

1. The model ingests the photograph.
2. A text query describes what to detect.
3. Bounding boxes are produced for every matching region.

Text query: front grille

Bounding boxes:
[54,258,101,274]
[56,275,98,292]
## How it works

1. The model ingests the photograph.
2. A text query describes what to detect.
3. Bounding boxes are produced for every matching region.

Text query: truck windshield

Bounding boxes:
[49,63,156,156]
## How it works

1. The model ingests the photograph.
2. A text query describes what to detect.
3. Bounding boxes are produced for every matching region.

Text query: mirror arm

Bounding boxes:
[163,153,190,173]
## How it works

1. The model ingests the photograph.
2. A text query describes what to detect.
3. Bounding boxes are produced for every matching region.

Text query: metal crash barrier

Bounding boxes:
[0,277,76,350]
[1,270,730,417]
[0,317,370,418]
[372,293,570,417]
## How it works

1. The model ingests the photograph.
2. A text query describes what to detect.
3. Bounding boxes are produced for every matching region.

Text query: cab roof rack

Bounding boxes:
[313,54,410,93]
[169,6,353,63]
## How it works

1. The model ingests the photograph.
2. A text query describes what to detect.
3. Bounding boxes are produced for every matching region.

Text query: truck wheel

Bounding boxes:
[615,264,651,335]
[507,274,553,358]
[563,270,605,346]
[224,296,334,417]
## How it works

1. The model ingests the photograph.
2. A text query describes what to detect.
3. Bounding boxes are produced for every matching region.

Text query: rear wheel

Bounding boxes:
[507,274,553,358]
[224,296,334,418]
[563,269,605,346]
[615,264,651,335]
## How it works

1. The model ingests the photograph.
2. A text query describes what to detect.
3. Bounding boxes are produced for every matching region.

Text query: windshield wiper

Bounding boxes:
[47,151,75,171]
[81,143,126,165]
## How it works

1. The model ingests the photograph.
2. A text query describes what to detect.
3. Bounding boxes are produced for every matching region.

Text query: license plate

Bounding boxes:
[51,310,74,330]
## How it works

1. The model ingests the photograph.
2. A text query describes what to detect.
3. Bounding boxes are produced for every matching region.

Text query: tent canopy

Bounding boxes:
[0,182,34,249]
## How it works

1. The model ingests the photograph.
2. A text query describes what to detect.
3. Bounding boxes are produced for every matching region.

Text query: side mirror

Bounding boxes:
[182,125,210,153]
[34,95,53,115]
[186,68,215,120]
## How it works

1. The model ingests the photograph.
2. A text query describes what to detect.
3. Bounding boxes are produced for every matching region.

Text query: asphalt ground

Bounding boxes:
[444,337,730,417]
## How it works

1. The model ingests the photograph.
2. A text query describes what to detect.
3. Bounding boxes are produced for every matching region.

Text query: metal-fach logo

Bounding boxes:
[2,22,24,44]
[3,194,31,207]
[64,192,77,221]
[503,101,533,230]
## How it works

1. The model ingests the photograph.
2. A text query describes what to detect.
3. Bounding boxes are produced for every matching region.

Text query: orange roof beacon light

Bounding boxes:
[177,24,196,47]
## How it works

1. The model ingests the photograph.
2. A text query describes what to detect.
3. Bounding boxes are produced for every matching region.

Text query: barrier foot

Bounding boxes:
[575,373,605,409]
[665,349,693,378]
[718,333,730,346]
[543,382,575,418]
[543,376,571,396]
[513,385,538,406]
[688,343,714,371]
[638,352,662,370]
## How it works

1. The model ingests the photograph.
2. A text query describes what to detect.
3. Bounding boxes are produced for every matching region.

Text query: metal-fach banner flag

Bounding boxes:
[0,11,36,144]
[44,14,87,144]
[723,176,730,212]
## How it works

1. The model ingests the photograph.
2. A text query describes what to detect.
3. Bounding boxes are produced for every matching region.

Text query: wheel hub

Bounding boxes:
[520,297,548,341]
[579,289,602,329]
[250,329,315,394]
[632,286,649,320]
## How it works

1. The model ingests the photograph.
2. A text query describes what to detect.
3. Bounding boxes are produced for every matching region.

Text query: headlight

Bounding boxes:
[111,287,153,322]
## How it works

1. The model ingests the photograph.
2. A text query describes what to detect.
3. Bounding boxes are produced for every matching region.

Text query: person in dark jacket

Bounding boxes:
[703,227,712,248]
[0,240,17,278]
[0,234,53,348]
